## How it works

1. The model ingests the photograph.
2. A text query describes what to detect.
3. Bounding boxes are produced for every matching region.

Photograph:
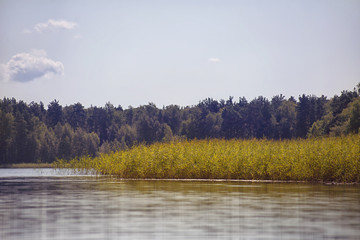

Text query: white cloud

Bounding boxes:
[33,19,78,33]
[208,58,221,63]
[0,49,64,82]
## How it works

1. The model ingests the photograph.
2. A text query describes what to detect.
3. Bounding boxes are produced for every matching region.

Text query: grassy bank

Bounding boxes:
[0,163,53,168]
[55,134,360,183]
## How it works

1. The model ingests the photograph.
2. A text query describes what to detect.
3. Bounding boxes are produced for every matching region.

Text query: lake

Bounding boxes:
[0,168,359,240]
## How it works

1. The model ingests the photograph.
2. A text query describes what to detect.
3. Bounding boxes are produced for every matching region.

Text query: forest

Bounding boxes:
[1,84,360,165]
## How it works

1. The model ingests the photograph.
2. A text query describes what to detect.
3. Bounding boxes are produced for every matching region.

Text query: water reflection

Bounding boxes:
[0,169,359,239]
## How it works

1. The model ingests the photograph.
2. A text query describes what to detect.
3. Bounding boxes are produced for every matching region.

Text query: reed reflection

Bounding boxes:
[0,172,359,240]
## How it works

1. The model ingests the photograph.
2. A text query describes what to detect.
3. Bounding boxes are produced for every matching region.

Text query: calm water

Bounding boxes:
[0,169,359,240]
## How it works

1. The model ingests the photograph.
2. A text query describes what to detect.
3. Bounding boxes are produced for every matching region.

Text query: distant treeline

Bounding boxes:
[1,84,360,164]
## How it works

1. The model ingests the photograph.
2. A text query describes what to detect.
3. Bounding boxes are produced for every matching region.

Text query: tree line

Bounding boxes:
[1,84,359,164]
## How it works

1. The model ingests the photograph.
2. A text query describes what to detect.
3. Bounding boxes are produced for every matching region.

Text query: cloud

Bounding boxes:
[0,49,64,82]
[24,19,78,34]
[208,58,221,63]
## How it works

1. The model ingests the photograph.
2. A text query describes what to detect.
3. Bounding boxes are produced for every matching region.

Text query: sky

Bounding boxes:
[0,0,359,108]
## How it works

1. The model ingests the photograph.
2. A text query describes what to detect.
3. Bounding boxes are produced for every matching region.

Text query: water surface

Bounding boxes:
[0,168,359,239]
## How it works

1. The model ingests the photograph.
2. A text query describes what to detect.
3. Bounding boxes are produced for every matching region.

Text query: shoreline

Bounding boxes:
[0,167,358,185]
[107,178,360,185]
[0,163,53,168]
[54,171,359,185]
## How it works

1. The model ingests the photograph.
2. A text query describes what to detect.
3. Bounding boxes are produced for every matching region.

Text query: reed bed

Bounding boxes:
[54,134,360,183]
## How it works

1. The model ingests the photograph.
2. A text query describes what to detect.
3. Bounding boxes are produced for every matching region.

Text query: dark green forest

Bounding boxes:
[1,84,360,164]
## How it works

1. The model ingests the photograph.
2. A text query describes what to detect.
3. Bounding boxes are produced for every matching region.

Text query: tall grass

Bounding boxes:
[54,134,360,183]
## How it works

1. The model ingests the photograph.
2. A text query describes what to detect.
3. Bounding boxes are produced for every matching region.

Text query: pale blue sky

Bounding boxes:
[1,0,359,108]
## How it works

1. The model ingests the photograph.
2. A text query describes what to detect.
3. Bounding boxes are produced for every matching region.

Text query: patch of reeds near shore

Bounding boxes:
[55,134,360,183]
